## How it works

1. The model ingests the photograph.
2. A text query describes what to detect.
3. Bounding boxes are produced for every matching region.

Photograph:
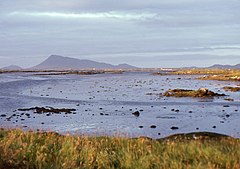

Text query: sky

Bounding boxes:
[0,0,240,68]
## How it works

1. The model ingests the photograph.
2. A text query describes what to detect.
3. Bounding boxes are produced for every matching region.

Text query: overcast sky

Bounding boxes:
[0,0,240,68]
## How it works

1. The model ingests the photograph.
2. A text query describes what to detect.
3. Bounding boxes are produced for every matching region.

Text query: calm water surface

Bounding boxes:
[0,72,239,138]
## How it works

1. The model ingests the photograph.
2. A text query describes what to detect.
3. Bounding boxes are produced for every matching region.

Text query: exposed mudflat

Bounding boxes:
[0,72,239,138]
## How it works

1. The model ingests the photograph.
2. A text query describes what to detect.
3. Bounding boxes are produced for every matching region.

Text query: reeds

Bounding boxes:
[0,129,239,169]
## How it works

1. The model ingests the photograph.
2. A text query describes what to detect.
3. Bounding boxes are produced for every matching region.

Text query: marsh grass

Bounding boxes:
[0,129,239,169]
[172,69,240,75]
[171,69,240,81]
[223,86,240,92]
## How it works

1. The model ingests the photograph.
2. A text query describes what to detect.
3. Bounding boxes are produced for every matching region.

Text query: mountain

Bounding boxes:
[1,65,22,70]
[31,55,137,70]
[208,64,240,69]
[115,64,137,69]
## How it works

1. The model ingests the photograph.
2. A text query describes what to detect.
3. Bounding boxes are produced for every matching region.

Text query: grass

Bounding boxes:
[0,129,239,169]
[170,68,240,81]
[171,68,240,75]
[223,86,240,92]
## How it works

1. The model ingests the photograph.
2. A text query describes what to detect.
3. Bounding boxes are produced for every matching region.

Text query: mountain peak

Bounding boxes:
[48,55,68,60]
[209,63,240,69]
[1,65,22,70]
[31,55,137,70]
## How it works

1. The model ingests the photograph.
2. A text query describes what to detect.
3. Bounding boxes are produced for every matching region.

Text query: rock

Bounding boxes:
[198,88,208,94]
[0,114,6,117]
[18,107,76,114]
[224,98,234,101]
[132,111,140,117]
[171,126,179,130]
[164,88,226,98]
[150,125,157,128]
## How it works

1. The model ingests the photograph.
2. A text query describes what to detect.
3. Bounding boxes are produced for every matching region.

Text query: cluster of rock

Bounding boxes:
[18,107,76,114]
[164,88,226,98]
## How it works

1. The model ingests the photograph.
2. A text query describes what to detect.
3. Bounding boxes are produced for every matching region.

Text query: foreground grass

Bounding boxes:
[0,129,239,169]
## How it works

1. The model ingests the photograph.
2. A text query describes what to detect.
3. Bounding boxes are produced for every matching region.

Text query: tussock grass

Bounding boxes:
[0,129,239,169]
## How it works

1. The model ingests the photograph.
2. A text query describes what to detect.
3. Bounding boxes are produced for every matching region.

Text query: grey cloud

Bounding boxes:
[0,0,240,68]
[1,0,240,12]
[87,54,240,68]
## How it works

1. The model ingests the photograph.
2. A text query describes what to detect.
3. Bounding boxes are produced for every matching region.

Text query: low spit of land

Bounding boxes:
[169,68,240,81]
[0,129,239,169]
[1,67,240,81]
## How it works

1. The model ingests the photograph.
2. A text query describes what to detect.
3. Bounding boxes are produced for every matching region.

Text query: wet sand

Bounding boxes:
[0,71,239,138]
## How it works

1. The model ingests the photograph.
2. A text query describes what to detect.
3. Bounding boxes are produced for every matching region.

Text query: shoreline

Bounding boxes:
[0,127,234,140]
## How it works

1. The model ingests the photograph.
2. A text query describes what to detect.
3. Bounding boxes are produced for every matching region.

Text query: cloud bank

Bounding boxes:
[0,0,240,67]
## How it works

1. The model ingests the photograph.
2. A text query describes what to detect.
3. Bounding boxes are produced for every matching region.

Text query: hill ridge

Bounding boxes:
[31,55,137,70]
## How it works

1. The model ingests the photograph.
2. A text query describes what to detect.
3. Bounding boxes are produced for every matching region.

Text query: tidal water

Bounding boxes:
[0,72,239,138]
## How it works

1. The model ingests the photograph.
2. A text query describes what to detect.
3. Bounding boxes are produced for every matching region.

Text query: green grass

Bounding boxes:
[0,129,239,169]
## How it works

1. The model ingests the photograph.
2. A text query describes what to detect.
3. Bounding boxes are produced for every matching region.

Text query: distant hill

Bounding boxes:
[1,65,22,70]
[208,64,240,69]
[31,55,137,70]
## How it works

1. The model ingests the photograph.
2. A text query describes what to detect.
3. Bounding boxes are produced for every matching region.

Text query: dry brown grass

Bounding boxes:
[170,68,240,81]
